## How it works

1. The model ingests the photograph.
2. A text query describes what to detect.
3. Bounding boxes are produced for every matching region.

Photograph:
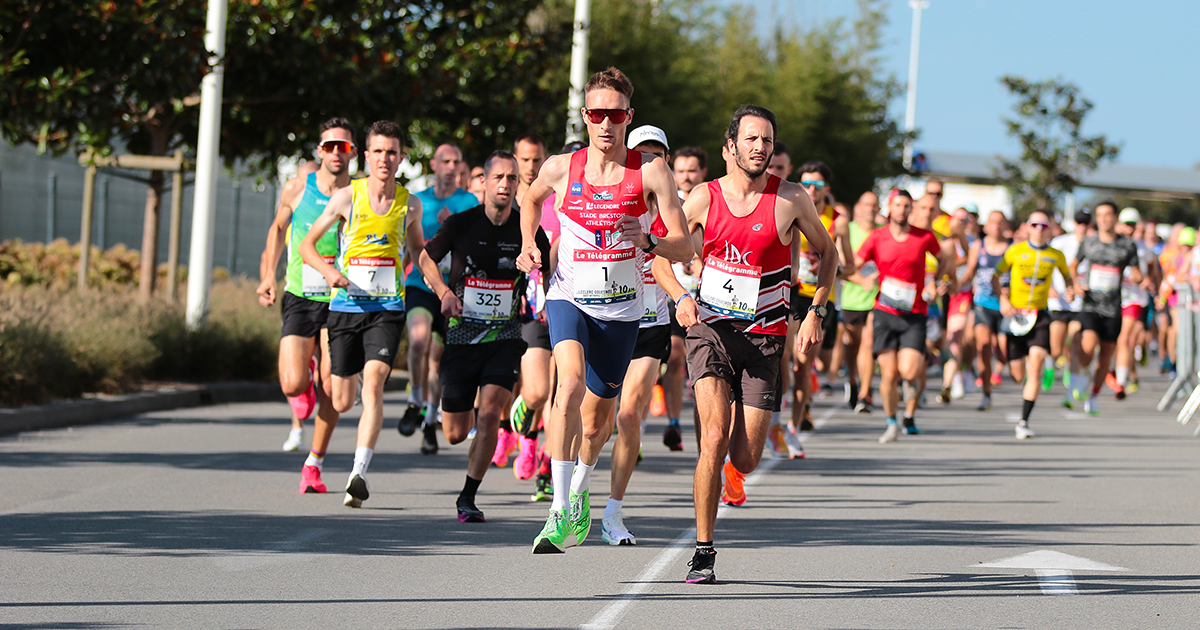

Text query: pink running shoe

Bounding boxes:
[513,436,538,480]
[300,465,326,494]
[287,357,318,421]
[492,427,518,467]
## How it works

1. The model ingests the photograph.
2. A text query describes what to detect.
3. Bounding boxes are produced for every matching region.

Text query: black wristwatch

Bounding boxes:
[642,234,659,253]
[808,303,828,320]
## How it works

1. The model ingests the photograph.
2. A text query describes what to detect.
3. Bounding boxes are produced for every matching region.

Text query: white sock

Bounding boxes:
[351,446,373,478]
[604,497,623,519]
[424,403,439,427]
[550,459,574,512]
[289,427,303,437]
[1116,366,1129,387]
[304,451,324,470]
[569,459,595,495]
[411,385,423,404]
[1044,356,1054,370]
[770,410,781,426]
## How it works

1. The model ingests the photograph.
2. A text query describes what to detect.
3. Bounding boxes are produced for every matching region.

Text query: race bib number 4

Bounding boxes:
[879,277,917,312]
[573,248,638,304]
[698,256,761,321]
[462,277,514,325]
[346,257,397,298]
[1089,264,1121,293]
[301,256,336,297]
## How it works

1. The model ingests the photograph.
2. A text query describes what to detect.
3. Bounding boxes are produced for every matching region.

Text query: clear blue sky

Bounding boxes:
[728,0,1200,170]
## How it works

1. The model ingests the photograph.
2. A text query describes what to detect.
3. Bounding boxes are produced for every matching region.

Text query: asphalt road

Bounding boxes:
[3,372,1199,629]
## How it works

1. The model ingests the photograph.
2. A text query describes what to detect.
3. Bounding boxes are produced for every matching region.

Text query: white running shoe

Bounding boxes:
[950,373,965,400]
[879,423,900,444]
[1015,423,1035,440]
[344,474,369,508]
[1085,395,1099,416]
[783,427,806,459]
[282,428,304,452]
[601,511,637,546]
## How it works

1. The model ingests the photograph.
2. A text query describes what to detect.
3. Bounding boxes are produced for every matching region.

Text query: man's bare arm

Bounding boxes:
[256,177,305,306]
[518,154,567,272]
[299,187,352,288]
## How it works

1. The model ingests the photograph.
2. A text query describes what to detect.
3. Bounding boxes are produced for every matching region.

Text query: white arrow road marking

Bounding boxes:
[1005,413,1021,424]
[211,528,330,572]
[975,550,1128,596]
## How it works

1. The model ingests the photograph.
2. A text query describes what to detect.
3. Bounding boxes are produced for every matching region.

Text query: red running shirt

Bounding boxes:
[857,225,941,316]
[696,176,791,335]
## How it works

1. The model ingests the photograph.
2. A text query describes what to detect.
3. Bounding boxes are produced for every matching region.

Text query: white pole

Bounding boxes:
[902,0,929,170]
[565,0,591,143]
[185,0,229,330]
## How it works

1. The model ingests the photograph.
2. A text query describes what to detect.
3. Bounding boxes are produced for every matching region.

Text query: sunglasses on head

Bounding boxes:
[583,108,631,125]
[800,180,827,190]
[319,139,355,154]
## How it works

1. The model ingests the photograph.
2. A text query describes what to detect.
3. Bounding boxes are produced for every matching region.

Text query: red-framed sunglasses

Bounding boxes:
[583,108,631,125]
[319,139,356,154]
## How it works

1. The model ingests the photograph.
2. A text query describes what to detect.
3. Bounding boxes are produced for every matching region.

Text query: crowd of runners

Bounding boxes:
[254,67,1195,584]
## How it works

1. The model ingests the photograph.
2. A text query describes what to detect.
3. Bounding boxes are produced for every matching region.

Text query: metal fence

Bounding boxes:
[1158,284,1200,435]
[0,142,279,277]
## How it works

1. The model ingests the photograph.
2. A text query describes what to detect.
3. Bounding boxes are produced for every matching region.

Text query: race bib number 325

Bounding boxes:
[573,248,638,305]
[698,256,761,320]
[346,257,397,298]
[462,277,514,325]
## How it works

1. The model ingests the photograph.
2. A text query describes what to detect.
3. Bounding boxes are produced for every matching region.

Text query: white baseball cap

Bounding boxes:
[1118,207,1142,224]
[627,125,669,152]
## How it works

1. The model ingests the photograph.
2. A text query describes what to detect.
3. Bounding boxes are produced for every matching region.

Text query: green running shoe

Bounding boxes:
[510,395,534,435]
[1061,369,1071,390]
[532,509,569,554]
[566,490,591,548]
[1041,366,1055,392]
[530,474,552,502]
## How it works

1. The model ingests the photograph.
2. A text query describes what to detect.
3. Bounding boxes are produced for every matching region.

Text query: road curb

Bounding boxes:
[0,371,410,437]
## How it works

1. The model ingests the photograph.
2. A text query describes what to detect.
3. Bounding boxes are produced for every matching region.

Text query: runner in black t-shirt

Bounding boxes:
[418,150,551,522]
[1068,201,1140,416]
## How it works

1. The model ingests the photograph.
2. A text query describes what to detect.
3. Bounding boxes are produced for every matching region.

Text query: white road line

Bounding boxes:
[582,406,837,630]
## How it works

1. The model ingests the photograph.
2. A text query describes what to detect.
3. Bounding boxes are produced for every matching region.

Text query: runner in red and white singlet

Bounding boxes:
[855,189,947,444]
[517,68,694,555]
[655,105,836,585]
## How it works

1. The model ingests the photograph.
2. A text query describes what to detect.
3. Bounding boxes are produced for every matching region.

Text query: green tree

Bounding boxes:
[995,75,1121,220]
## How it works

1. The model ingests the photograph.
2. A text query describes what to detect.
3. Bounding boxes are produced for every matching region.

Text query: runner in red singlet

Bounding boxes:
[655,105,836,584]
[517,68,695,554]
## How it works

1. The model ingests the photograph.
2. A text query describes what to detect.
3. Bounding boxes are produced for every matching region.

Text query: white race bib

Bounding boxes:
[796,253,819,286]
[462,277,514,326]
[573,248,638,304]
[346,257,397,298]
[879,277,917,312]
[698,256,761,321]
[1089,264,1121,293]
[641,273,659,323]
[301,256,335,297]
[437,253,453,276]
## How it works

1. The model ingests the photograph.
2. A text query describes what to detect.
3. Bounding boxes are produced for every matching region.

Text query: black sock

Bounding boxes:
[696,541,715,554]
[902,414,915,424]
[499,419,511,432]
[459,475,482,505]
[1021,398,1035,423]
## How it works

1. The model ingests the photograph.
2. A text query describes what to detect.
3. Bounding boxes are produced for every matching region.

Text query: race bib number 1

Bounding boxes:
[462,277,514,326]
[346,257,397,298]
[879,277,917,312]
[698,256,761,320]
[301,256,336,297]
[573,248,638,304]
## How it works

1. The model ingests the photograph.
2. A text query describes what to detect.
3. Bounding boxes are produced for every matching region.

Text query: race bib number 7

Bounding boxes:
[573,248,638,305]
[346,257,397,298]
[698,256,761,320]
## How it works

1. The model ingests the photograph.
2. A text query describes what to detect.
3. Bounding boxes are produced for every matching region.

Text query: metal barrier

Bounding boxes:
[1158,284,1200,435]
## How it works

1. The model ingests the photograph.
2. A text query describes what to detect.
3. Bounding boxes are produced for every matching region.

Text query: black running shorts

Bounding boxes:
[632,324,671,363]
[326,310,406,377]
[1006,310,1051,361]
[521,318,552,351]
[685,320,784,412]
[280,291,330,339]
[1079,311,1122,344]
[404,287,446,340]
[872,308,926,356]
[439,339,526,413]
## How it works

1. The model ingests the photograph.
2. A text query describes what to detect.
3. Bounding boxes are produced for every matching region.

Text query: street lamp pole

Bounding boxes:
[903,0,929,171]
[565,0,591,143]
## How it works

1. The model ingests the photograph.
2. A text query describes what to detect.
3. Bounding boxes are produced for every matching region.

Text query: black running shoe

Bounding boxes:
[685,548,717,584]
[398,403,424,437]
[901,416,921,435]
[420,422,439,455]
[456,498,486,523]
[663,425,683,451]
[846,382,859,410]
[344,474,369,508]
[799,415,815,432]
